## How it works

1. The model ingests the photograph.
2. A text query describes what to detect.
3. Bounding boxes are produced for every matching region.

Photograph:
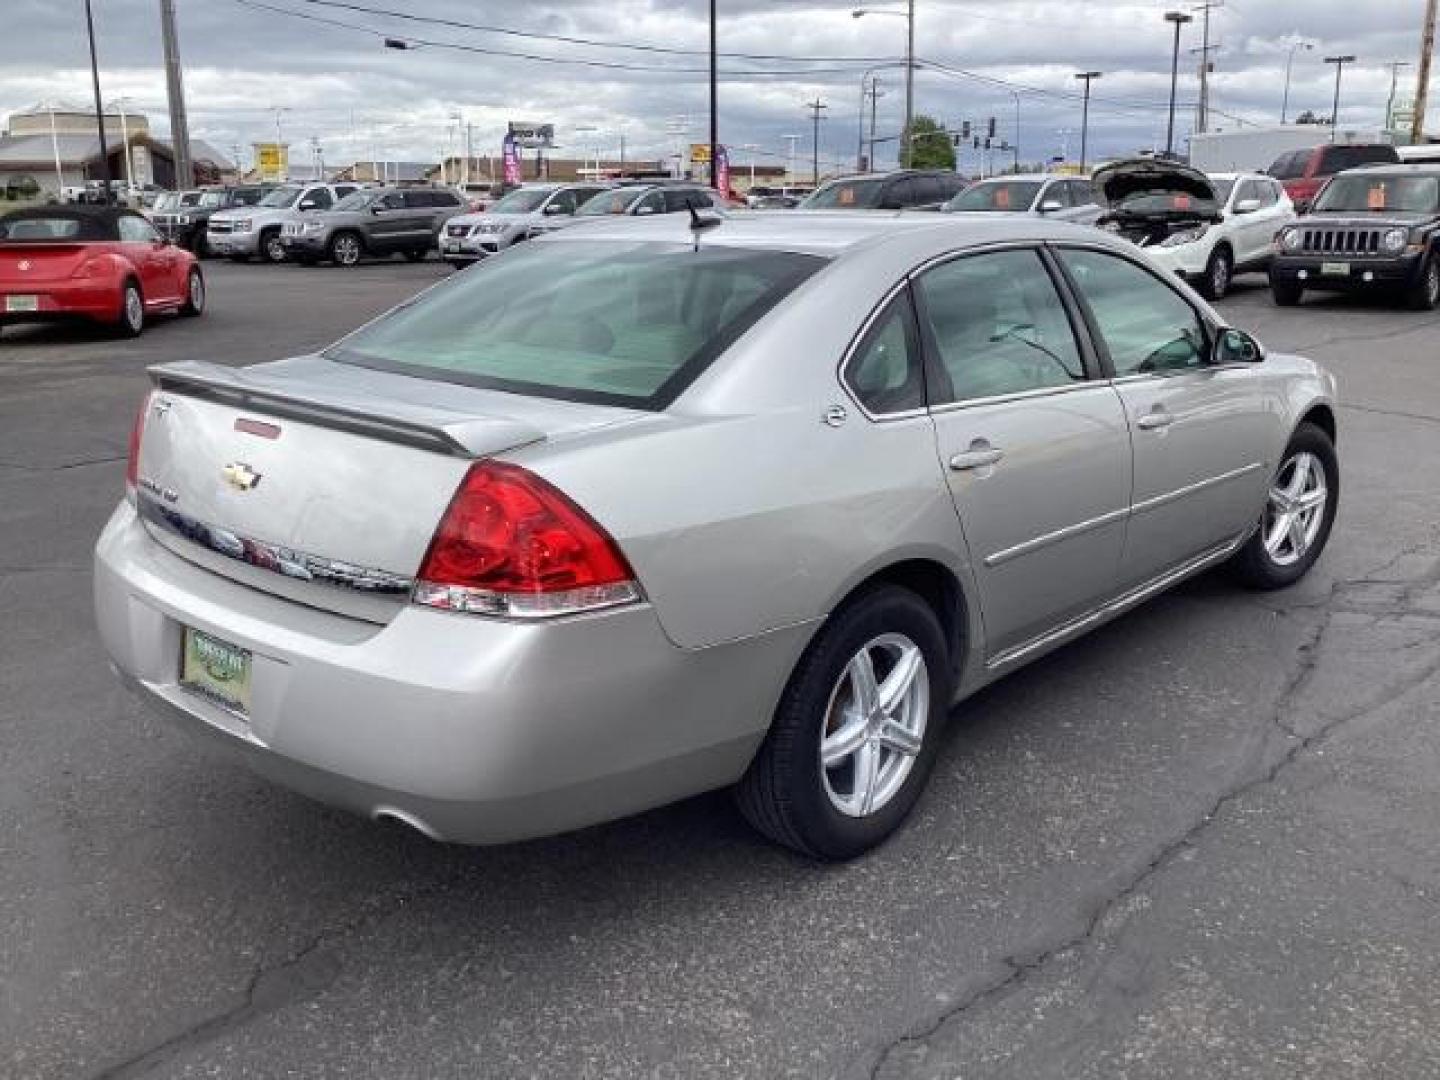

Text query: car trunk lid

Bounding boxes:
[0,243,95,282]
[135,355,645,623]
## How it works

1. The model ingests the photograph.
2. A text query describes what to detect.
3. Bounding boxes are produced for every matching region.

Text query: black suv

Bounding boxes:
[800,170,966,210]
[151,185,275,256]
[1270,164,1440,310]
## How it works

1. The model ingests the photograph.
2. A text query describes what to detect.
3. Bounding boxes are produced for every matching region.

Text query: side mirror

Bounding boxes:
[298,199,317,211]
[1215,328,1265,365]
[1039,199,1064,213]
[635,205,656,216]
[1233,198,1263,215]
[542,202,567,215]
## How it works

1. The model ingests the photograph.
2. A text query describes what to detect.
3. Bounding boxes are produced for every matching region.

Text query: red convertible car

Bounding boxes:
[0,205,204,338]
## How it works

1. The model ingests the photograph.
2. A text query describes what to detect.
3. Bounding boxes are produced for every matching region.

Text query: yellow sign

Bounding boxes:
[254,142,289,182]
[689,143,712,165]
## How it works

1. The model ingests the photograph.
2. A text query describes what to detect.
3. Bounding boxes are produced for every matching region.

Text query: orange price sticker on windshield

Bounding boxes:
[1368,184,1388,210]
[838,187,856,206]
[1173,194,1192,209]
[995,188,1011,208]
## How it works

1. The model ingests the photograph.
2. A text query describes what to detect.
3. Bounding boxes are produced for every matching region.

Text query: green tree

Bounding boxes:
[904,115,956,171]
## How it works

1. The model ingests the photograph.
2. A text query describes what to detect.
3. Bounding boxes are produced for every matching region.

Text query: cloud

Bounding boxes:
[2,0,1431,175]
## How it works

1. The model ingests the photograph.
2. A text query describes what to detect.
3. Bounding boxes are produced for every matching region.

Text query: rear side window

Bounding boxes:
[1321,145,1400,173]
[328,243,826,409]
[303,188,334,210]
[844,292,923,414]
[1267,151,1309,180]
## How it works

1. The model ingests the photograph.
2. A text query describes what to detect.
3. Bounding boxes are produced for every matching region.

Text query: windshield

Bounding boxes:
[1313,174,1440,213]
[947,181,1043,212]
[490,188,553,214]
[196,192,226,208]
[1112,189,1219,214]
[152,193,179,210]
[801,178,889,209]
[1212,178,1237,203]
[576,188,646,216]
[333,192,373,211]
[258,187,303,208]
[327,242,825,409]
[230,188,267,207]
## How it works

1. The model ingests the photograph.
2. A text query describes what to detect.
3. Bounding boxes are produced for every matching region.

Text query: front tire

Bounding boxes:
[736,585,949,860]
[328,231,363,267]
[114,280,145,337]
[1404,255,1440,311]
[1198,245,1233,301]
[259,229,286,264]
[1229,422,1338,590]
[404,247,428,263]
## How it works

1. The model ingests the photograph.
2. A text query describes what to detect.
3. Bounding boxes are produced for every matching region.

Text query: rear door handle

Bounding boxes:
[949,443,1004,471]
[1136,409,1175,431]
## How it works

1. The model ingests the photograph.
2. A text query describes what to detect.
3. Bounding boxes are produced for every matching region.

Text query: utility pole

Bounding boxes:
[83,0,113,202]
[708,0,719,189]
[783,134,799,183]
[903,0,915,168]
[807,98,828,186]
[1415,0,1438,144]
[159,0,193,189]
[867,78,884,172]
[1191,0,1223,135]
[1325,54,1357,139]
[1074,72,1102,170]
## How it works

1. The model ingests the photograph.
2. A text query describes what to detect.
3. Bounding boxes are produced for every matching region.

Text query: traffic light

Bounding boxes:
[973,136,980,149]
[987,117,997,139]
[961,120,972,140]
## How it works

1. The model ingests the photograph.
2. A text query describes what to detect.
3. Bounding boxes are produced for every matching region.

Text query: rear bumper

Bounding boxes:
[1,281,120,323]
[1270,253,1424,290]
[94,502,808,843]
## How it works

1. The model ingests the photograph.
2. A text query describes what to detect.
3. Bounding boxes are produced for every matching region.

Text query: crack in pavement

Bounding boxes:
[1339,402,1440,428]
[0,454,125,474]
[860,558,1440,1080]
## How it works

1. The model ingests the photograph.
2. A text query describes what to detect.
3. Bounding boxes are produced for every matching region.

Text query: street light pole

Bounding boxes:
[1074,71,1101,171]
[1012,91,1021,172]
[83,0,113,203]
[1164,11,1194,158]
[1386,60,1410,130]
[708,0,719,190]
[853,7,915,166]
[807,98,828,186]
[1281,40,1314,123]
[1325,54,1357,139]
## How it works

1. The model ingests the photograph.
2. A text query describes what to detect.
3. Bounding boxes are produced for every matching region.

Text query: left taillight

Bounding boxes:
[124,390,153,502]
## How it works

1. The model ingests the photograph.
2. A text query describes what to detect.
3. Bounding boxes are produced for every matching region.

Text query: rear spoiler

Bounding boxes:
[150,360,544,459]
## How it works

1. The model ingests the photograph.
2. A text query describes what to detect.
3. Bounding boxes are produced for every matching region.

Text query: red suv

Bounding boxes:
[1268,143,1401,212]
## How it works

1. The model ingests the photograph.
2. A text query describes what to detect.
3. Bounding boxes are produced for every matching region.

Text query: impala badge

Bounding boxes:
[222,462,262,492]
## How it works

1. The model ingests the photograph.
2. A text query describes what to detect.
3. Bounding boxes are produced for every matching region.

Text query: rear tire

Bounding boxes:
[1228,422,1338,590]
[1198,245,1233,301]
[115,280,144,337]
[259,229,286,264]
[1404,255,1440,311]
[180,268,205,317]
[1271,280,1304,307]
[735,585,949,860]
[404,248,428,263]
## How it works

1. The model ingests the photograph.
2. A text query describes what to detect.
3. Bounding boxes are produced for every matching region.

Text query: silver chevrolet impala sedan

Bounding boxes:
[95,213,1340,860]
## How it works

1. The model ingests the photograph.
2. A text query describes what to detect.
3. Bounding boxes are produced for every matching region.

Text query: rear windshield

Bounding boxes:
[490,188,553,213]
[577,188,646,216]
[801,177,888,209]
[1319,144,1400,173]
[327,242,825,409]
[1313,174,1440,213]
[1267,150,1310,180]
[947,181,1043,212]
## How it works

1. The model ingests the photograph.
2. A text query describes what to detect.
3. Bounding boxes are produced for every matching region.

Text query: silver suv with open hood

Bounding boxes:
[1094,159,1223,247]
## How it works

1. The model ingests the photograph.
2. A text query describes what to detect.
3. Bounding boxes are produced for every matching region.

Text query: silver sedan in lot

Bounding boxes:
[95,214,1339,859]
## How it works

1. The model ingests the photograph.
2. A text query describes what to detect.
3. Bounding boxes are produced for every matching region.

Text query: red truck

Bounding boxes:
[1267,143,1401,212]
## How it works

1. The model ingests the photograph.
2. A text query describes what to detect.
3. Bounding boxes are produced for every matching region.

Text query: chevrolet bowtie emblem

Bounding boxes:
[222,462,262,492]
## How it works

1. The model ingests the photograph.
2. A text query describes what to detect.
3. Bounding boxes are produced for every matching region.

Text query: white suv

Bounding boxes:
[206,183,360,263]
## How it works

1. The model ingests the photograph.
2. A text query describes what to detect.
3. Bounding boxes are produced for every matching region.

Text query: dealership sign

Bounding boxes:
[507,122,554,149]
[253,142,288,182]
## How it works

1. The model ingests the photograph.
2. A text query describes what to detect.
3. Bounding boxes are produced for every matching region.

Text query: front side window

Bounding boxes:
[577,188,645,216]
[665,188,712,213]
[801,177,888,209]
[545,190,579,214]
[490,187,553,214]
[327,242,825,409]
[637,190,667,214]
[1059,249,1207,376]
[844,293,923,414]
[304,188,334,209]
[118,214,159,243]
[917,249,1086,404]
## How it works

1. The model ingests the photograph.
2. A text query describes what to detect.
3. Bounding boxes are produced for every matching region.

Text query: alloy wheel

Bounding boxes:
[124,286,143,332]
[1210,253,1230,298]
[189,272,204,312]
[333,235,361,266]
[819,633,929,818]
[1262,451,1328,567]
[264,235,285,263]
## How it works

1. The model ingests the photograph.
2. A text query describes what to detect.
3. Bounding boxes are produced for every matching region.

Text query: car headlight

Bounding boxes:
[1159,226,1209,248]
[1383,227,1410,254]
[231,219,252,232]
[176,213,191,225]
[302,220,325,233]
[1100,220,1123,233]
[1279,228,1304,253]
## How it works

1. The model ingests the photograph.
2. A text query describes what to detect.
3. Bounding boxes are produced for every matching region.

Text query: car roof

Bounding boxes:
[1342,162,1440,176]
[542,209,1117,259]
[0,203,143,241]
[967,174,1057,183]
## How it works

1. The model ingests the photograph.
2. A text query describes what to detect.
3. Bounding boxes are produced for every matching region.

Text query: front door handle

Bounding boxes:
[949,441,1004,471]
[1136,408,1175,431]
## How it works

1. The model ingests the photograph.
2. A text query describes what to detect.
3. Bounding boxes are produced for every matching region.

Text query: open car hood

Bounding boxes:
[1093,158,1218,211]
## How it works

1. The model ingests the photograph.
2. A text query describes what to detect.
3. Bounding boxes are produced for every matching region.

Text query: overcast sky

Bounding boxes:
[2,0,1433,175]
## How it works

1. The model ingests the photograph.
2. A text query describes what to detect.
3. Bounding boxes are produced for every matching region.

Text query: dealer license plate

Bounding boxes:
[5,294,39,312]
[180,627,253,715]
[1321,262,1351,277]
[445,241,462,253]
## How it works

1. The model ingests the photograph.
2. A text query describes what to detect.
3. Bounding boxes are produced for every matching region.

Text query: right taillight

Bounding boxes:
[413,461,641,619]
[124,390,153,502]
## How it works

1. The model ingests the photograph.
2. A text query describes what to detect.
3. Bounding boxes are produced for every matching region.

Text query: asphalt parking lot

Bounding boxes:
[3,259,1439,1080]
